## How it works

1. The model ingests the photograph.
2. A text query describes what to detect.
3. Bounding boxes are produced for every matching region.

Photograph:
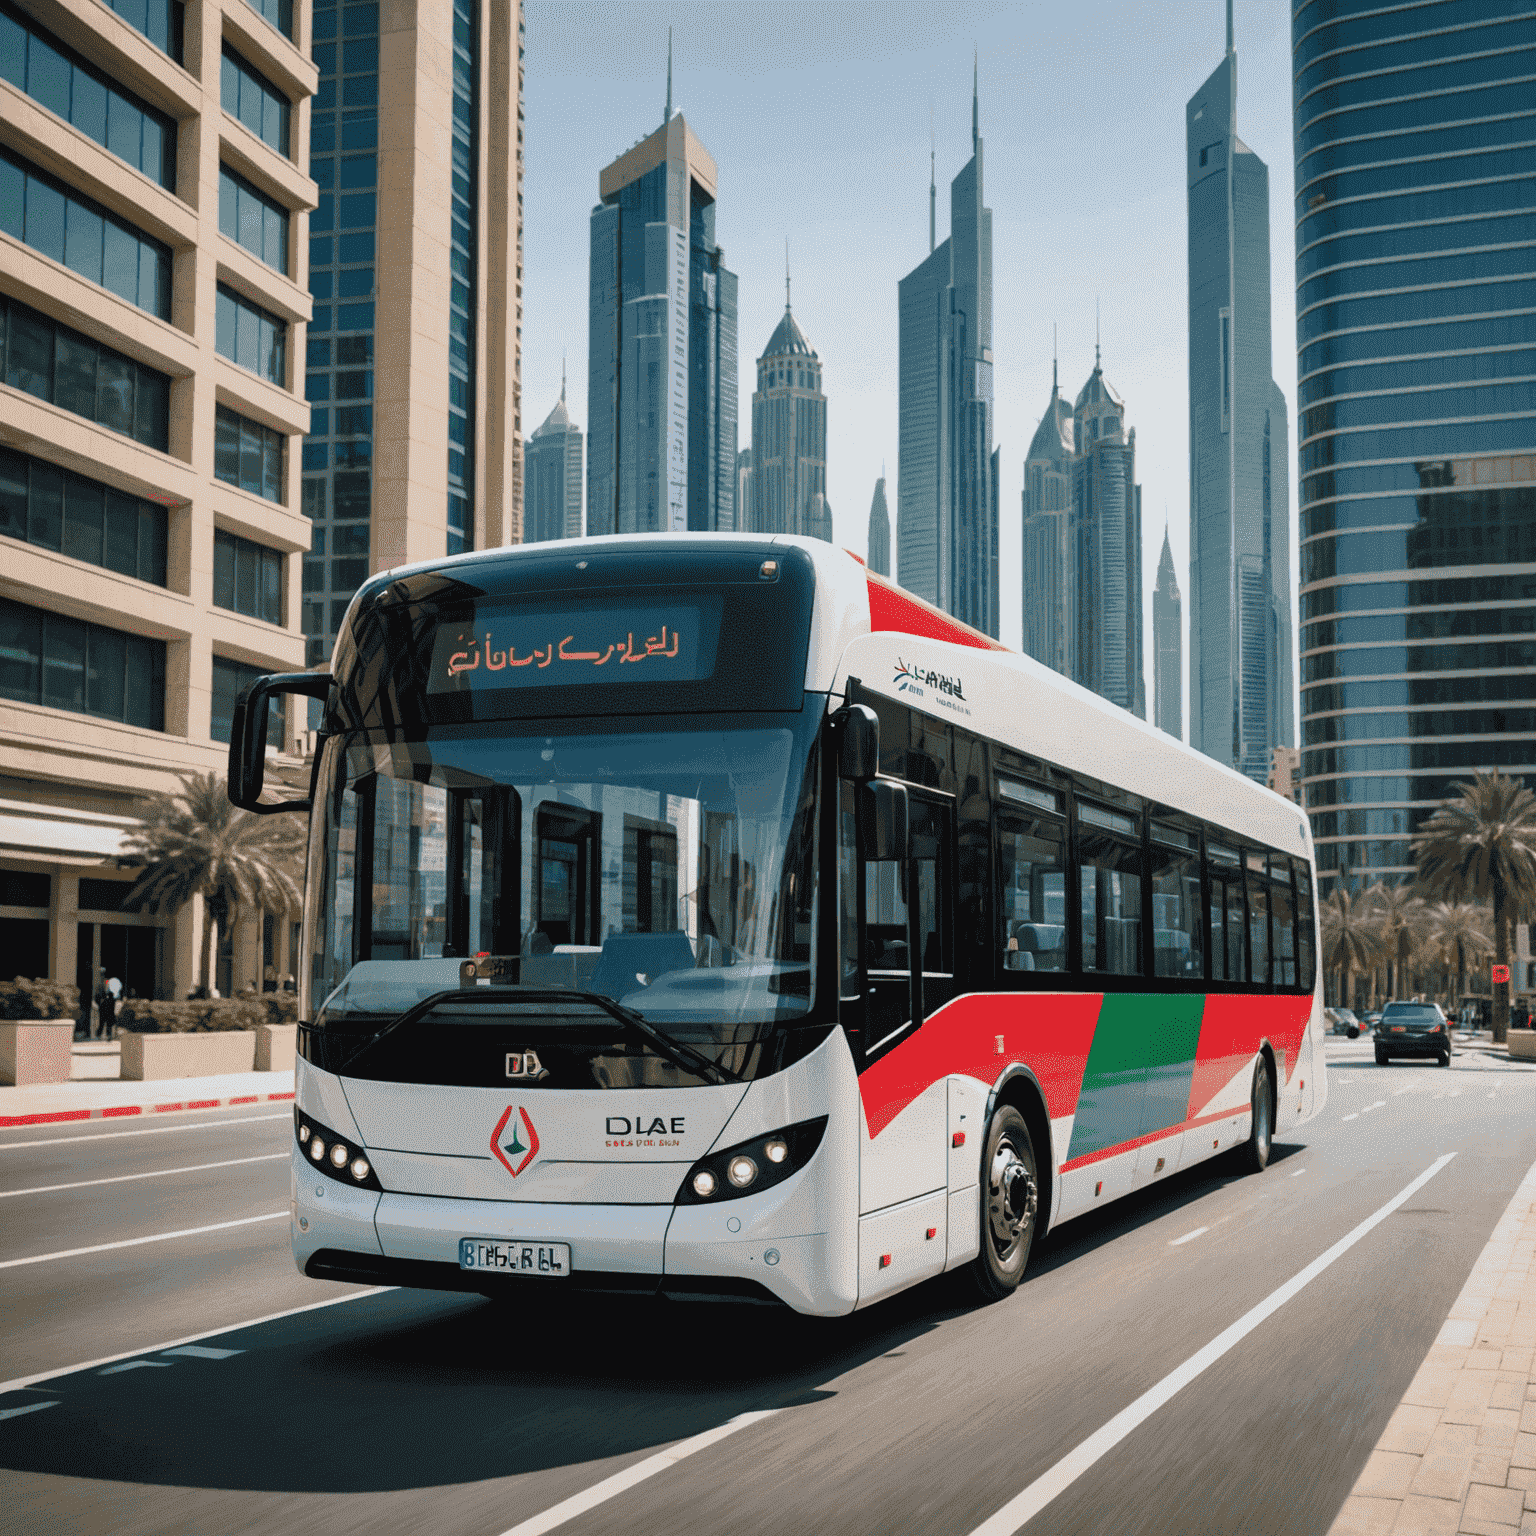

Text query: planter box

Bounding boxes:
[1509,1031,1536,1061]
[120,1030,256,1080]
[256,1024,297,1073]
[0,1019,76,1086]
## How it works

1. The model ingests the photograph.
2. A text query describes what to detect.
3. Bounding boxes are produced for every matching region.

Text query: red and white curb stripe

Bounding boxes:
[0,1090,295,1129]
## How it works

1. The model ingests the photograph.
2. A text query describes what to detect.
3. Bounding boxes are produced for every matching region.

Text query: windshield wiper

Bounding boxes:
[365,986,741,1086]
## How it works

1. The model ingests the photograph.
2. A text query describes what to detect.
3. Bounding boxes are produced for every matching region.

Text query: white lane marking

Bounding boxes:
[0,1286,389,1397]
[1393,1085,1414,1097]
[1291,1169,1306,1178]
[98,1361,171,1375]
[162,1345,242,1360]
[965,1153,1456,1536]
[1169,1227,1208,1247]
[1342,1113,1359,1121]
[497,1410,781,1536]
[0,1113,288,1150]
[0,1153,288,1200]
[0,1401,58,1422]
[0,1211,287,1270]
[1362,1101,1386,1115]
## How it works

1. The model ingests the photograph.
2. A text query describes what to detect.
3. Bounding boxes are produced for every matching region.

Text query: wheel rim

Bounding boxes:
[987,1136,1037,1262]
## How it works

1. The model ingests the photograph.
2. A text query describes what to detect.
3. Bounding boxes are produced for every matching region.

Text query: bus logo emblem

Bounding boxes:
[505,1049,548,1080]
[490,1105,540,1178]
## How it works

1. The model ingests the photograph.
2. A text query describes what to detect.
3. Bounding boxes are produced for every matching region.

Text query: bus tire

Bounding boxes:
[970,1105,1038,1302]
[1243,1056,1272,1173]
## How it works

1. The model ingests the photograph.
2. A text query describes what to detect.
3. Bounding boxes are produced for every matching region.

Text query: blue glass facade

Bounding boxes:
[1293,0,1536,892]
[301,0,379,666]
[586,116,736,536]
[446,0,478,556]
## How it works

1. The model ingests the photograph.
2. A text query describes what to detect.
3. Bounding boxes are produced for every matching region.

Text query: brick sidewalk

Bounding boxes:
[1330,1158,1536,1535]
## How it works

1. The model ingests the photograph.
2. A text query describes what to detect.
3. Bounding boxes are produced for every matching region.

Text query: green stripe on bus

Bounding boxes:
[1066,994,1207,1162]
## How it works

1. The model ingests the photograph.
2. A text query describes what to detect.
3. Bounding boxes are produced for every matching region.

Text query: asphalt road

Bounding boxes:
[3,1042,1534,1536]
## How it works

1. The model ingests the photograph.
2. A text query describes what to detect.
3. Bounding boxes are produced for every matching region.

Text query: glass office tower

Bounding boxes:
[1293,0,1536,894]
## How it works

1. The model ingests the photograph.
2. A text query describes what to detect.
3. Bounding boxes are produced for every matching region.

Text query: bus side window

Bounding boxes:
[839,786,860,1000]
[1295,862,1316,992]
[1270,854,1297,988]
[1151,823,1202,980]
[997,812,1066,974]
[1078,800,1143,977]
[1246,852,1270,988]
[866,858,908,973]
[910,796,952,976]
[1208,843,1245,985]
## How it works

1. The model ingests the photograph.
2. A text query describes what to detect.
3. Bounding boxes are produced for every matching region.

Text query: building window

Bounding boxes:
[218,165,289,274]
[101,0,182,61]
[215,284,286,385]
[221,45,290,157]
[0,594,164,730]
[0,147,172,318]
[0,445,167,585]
[0,2,177,187]
[214,404,284,503]
[244,0,292,40]
[211,654,282,745]
[1219,308,1231,431]
[0,295,170,451]
[213,527,283,624]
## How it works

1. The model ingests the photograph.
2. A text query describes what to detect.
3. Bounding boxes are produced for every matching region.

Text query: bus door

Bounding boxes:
[849,785,953,1216]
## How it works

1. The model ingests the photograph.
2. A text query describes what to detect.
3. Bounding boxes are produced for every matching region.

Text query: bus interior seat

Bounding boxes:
[1012,922,1065,970]
[588,931,696,997]
[867,924,908,972]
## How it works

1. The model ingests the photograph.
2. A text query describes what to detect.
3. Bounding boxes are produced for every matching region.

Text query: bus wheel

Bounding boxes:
[971,1106,1038,1301]
[1243,1057,1272,1173]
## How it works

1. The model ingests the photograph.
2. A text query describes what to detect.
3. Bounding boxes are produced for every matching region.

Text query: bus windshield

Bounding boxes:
[304,713,821,1044]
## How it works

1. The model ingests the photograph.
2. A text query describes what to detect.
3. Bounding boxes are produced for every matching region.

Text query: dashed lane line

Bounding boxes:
[0,1211,287,1270]
[1291,1169,1306,1177]
[1362,1101,1387,1115]
[0,1113,289,1150]
[0,1153,288,1199]
[964,1153,1457,1536]
[1343,1113,1359,1121]
[0,1402,58,1422]
[0,1287,389,1397]
[1169,1228,1208,1247]
[496,1411,782,1536]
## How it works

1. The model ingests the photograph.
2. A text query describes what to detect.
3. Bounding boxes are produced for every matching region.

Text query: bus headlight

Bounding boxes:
[295,1108,382,1192]
[674,1117,828,1206]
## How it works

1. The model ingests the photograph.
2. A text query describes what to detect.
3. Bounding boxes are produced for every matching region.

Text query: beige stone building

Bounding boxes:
[0,0,322,1001]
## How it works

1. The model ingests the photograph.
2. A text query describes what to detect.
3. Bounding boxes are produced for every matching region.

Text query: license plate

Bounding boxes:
[458,1238,570,1276]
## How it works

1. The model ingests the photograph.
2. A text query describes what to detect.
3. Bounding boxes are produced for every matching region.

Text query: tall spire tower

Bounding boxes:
[928,112,936,255]
[664,27,672,124]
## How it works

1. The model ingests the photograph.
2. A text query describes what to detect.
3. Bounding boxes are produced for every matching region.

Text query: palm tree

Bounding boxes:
[1320,886,1386,1015]
[122,772,305,996]
[1364,881,1427,1002]
[1423,902,1493,1019]
[1413,771,1536,1042]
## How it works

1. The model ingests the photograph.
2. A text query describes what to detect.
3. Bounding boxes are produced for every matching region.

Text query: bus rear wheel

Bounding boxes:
[970,1105,1038,1302]
[1243,1057,1272,1173]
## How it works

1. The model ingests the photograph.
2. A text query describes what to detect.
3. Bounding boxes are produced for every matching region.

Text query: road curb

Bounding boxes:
[0,1091,296,1128]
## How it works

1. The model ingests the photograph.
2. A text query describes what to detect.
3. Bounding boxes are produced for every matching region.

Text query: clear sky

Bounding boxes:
[521,0,1301,732]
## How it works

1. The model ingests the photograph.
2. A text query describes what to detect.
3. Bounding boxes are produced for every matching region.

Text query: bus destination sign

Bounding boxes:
[427,598,722,694]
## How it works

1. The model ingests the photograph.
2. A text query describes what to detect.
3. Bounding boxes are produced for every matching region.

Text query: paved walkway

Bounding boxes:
[1329,1157,1536,1535]
[0,1069,295,1126]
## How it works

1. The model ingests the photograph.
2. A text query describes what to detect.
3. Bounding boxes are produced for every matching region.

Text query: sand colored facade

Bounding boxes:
[1,0,319,1000]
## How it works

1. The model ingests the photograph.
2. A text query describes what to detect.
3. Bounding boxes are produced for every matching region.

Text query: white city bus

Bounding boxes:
[230,534,1325,1315]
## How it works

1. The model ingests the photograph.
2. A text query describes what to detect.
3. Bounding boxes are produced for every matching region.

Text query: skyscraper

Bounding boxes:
[896,69,999,636]
[1154,527,1184,739]
[524,373,583,543]
[1068,352,1145,717]
[749,272,828,538]
[1292,1,1536,895]
[868,476,891,577]
[586,58,737,536]
[301,0,525,669]
[1021,355,1075,672]
[735,447,753,537]
[1187,1,1293,782]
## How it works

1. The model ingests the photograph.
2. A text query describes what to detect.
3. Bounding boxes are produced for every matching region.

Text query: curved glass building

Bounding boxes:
[1292,0,1536,894]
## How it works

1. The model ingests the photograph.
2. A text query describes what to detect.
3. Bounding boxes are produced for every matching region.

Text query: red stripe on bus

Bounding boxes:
[865,571,1010,653]
[1059,1108,1236,1173]
[1190,994,1313,1119]
[860,992,1102,1138]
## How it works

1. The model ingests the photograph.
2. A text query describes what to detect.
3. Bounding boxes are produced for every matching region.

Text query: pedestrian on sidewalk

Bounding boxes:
[95,976,120,1039]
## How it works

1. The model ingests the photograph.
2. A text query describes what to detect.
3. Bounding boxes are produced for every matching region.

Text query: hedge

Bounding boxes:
[117,992,299,1034]
[0,978,80,1020]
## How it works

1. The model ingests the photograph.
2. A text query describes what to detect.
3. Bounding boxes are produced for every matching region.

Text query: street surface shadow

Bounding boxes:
[0,1279,964,1496]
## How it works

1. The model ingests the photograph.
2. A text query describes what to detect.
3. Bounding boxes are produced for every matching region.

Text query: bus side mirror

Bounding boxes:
[834,703,879,782]
[859,780,908,864]
[229,672,334,814]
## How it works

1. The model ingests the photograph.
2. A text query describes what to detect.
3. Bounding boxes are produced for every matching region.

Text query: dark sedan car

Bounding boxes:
[1375,1002,1451,1067]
